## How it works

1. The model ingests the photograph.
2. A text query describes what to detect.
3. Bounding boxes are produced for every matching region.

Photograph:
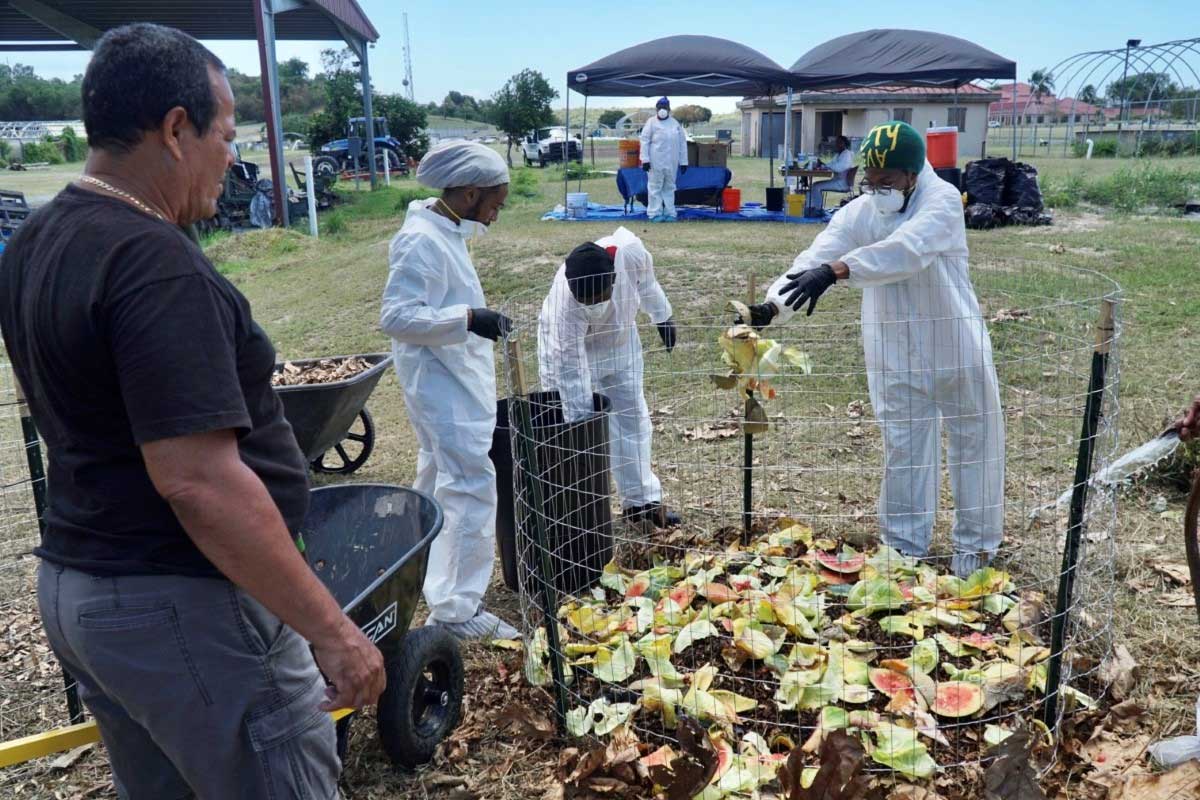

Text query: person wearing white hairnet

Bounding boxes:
[537,228,681,528]
[380,141,519,640]
[639,98,688,222]
[744,121,1004,578]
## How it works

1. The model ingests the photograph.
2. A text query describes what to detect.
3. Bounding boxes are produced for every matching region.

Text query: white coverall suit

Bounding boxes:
[537,227,673,508]
[639,116,688,220]
[381,198,498,624]
[768,162,1004,575]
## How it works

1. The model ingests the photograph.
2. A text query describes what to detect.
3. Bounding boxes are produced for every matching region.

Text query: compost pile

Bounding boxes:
[271,356,372,386]
[523,521,1094,798]
[963,158,1052,230]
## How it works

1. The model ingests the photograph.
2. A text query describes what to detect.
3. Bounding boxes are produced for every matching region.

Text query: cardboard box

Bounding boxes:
[694,142,728,168]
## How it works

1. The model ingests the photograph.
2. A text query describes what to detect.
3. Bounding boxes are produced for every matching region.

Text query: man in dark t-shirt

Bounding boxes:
[0,25,383,797]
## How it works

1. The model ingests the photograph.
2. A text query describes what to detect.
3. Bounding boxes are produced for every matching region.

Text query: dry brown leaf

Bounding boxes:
[1151,562,1192,586]
[780,730,869,800]
[647,717,718,800]
[49,743,93,770]
[271,356,371,387]
[983,730,1045,800]
[1108,759,1200,799]
[1155,590,1195,608]
[1079,730,1152,785]
[1100,645,1140,702]
[681,423,739,441]
[991,308,1031,323]
[889,787,947,800]
[496,701,556,741]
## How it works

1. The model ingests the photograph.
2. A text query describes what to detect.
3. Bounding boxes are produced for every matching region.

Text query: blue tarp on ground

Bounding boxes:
[542,201,828,224]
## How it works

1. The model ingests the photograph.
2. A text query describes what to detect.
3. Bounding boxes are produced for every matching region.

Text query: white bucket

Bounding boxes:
[566,192,589,219]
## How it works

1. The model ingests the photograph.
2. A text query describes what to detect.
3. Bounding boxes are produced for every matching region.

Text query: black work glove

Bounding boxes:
[737,303,778,331]
[642,163,652,172]
[656,318,677,352]
[467,308,512,341]
[779,263,838,316]
[679,165,688,175]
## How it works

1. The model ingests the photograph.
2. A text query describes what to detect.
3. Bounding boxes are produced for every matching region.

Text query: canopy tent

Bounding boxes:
[564,35,794,201]
[786,29,1017,160]
[0,0,381,226]
[788,28,1016,89]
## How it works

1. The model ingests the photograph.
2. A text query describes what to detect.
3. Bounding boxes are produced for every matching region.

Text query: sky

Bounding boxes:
[5,0,1196,115]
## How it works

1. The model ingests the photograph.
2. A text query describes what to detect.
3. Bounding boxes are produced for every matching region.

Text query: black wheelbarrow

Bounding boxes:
[274,353,392,474]
[302,483,463,768]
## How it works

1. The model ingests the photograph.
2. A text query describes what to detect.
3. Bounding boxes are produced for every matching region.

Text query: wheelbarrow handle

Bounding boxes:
[1186,468,1200,627]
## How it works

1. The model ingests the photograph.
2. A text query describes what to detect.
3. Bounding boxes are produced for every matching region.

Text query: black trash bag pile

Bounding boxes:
[963,158,1050,229]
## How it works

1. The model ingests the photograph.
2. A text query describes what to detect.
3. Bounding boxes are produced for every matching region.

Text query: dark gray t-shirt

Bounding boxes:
[0,184,309,577]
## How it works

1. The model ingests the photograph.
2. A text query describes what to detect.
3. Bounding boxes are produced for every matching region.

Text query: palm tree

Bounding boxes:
[1028,69,1055,104]
[1078,84,1099,106]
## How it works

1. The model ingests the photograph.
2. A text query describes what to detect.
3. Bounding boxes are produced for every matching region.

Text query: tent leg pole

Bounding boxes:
[580,95,588,191]
[563,81,570,209]
[1012,78,1018,161]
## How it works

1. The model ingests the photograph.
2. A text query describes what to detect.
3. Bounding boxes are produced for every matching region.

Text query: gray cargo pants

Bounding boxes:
[37,561,340,800]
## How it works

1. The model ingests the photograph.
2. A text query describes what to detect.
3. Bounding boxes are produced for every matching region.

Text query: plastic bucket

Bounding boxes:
[566,192,589,219]
[721,188,742,212]
[765,186,785,212]
[491,392,613,596]
[618,139,640,169]
[787,193,807,217]
[926,126,959,169]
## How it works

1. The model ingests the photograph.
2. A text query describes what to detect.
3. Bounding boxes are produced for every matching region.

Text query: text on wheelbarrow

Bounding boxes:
[360,602,398,644]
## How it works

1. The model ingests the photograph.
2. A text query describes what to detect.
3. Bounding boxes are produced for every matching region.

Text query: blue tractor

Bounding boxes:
[314,117,409,178]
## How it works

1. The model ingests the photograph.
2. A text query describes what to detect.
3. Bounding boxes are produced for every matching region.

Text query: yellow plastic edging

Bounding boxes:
[0,709,354,769]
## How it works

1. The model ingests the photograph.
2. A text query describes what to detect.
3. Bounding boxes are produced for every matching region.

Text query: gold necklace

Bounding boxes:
[79,175,167,222]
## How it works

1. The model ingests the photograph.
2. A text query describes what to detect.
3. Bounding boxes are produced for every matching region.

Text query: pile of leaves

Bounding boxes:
[524,521,1098,798]
[271,356,372,386]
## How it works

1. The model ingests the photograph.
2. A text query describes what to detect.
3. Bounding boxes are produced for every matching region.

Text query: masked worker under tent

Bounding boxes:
[743,121,1005,578]
[638,97,689,222]
[381,140,520,641]
[537,228,682,529]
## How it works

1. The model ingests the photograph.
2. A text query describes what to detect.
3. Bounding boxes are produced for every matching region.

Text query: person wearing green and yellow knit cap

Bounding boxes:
[743,120,1005,578]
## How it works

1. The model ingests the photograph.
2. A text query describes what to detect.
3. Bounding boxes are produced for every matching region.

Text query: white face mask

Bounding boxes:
[582,299,611,322]
[873,190,908,215]
[657,109,669,120]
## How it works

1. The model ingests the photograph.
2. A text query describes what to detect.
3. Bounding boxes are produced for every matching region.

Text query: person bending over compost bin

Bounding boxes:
[0,24,382,797]
[380,140,520,641]
[537,229,682,529]
[742,121,1005,578]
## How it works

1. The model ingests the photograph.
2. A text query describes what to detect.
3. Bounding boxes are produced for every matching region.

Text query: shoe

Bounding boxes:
[431,610,520,641]
[621,503,681,529]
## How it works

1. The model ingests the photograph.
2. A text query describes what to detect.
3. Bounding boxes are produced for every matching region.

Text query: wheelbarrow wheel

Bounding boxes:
[312,408,375,474]
[377,626,464,769]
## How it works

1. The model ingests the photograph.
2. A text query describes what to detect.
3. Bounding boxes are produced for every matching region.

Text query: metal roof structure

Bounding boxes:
[0,0,382,225]
[0,0,377,49]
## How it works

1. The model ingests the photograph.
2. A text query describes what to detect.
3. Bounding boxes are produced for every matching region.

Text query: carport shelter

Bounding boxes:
[0,0,381,226]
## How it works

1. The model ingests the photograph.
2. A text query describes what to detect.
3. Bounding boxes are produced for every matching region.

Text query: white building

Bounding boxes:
[736,84,1000,160]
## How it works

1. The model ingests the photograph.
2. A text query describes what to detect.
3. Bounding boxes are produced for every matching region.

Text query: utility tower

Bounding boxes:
[402,13,415,102]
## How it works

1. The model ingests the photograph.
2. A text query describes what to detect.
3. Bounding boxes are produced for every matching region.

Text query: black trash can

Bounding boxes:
[491,391,613,596]
[765,186,785,212]
[935,167,963,191]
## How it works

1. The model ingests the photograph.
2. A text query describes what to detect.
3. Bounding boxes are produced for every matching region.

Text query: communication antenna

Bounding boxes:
[401,13,415,102]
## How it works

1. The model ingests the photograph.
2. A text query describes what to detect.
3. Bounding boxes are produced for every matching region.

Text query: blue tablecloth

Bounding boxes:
[616,166,732,208]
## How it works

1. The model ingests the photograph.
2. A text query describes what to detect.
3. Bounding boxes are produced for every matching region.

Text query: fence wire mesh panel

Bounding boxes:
[0,359,92,793]
[504,257,1121,795]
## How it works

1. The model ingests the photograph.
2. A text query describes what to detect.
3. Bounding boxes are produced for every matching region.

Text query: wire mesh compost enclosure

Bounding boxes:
[500,256,1121,795]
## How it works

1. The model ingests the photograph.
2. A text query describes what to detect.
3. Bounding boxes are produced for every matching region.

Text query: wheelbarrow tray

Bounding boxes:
[301,484,443,664]
[275,353,391,464]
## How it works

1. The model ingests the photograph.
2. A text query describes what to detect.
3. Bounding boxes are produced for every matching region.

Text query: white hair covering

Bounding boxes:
[416,140,509,190]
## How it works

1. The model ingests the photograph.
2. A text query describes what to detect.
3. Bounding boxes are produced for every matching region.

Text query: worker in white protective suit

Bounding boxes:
[743,121,1004,577]
[537,228,682,528]
[806,135,855,215]
[380,141,520,640]
[639,97,688,222]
